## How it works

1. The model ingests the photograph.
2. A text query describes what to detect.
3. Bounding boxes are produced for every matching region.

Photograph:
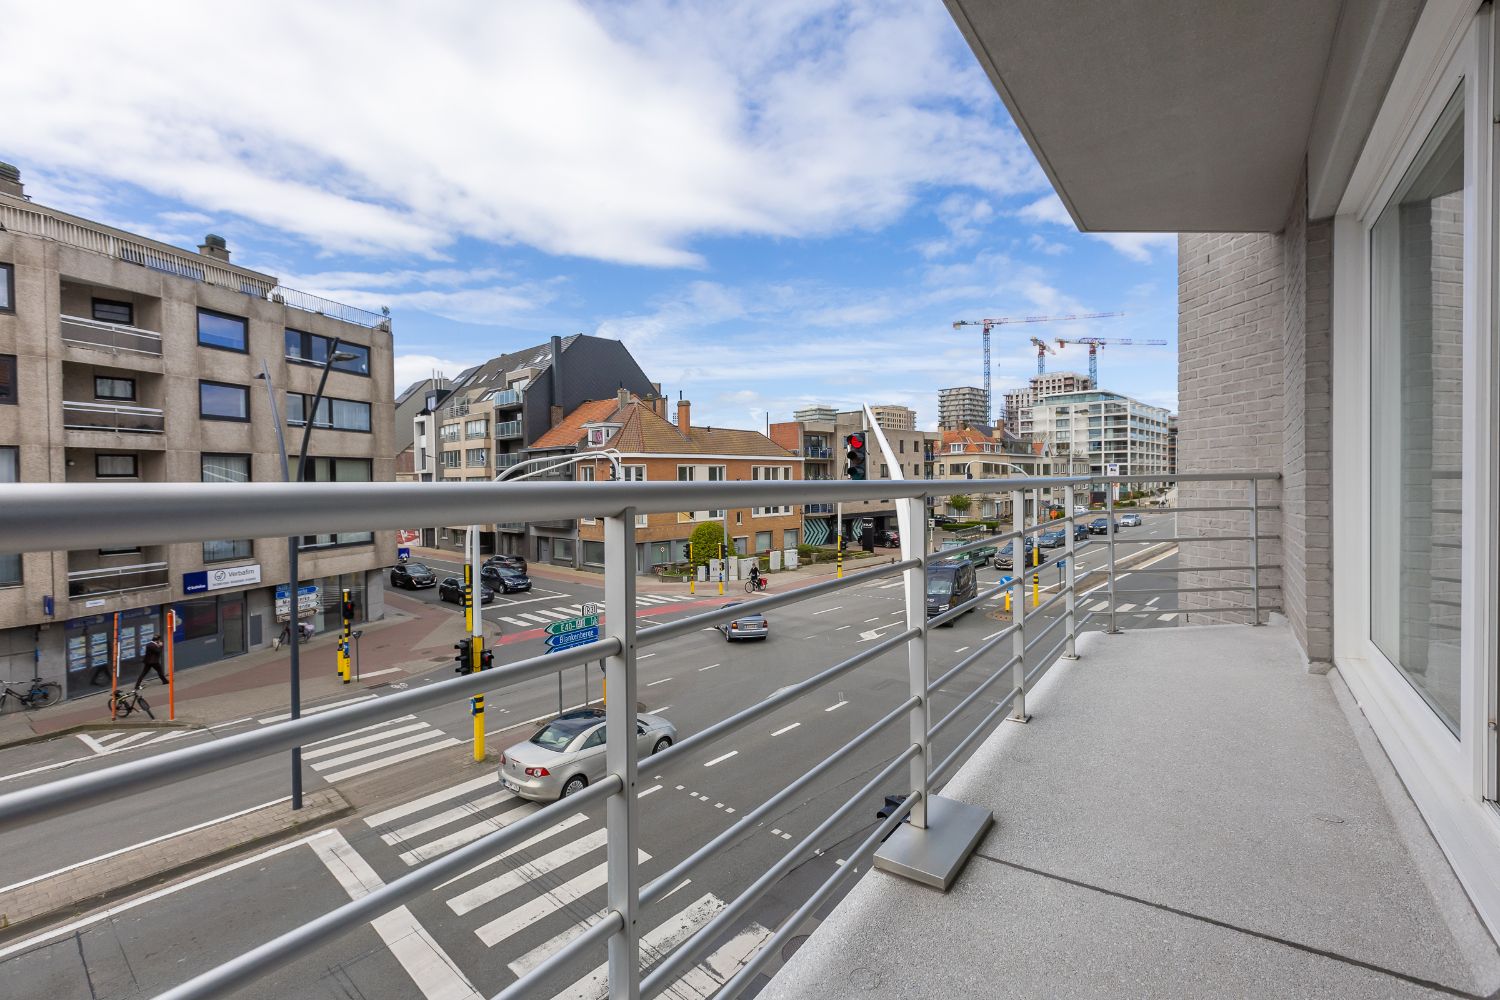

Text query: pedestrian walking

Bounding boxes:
[134,634,167,688]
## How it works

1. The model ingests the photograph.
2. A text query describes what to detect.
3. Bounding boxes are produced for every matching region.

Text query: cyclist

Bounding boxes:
[748,564,764,591]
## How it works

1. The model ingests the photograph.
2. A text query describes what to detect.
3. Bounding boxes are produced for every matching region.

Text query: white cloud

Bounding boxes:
[1016,193,1176,264]
[1017,193,1075,228]
[1,1,1045,268]
[278,267,564,327]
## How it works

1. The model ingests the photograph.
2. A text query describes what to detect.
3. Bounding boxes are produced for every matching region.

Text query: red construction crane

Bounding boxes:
[1029,336,1057,374]
[951,311,1124,424]
[1054,336,1169,384]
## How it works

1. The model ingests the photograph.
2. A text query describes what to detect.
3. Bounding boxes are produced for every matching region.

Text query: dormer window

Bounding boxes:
[585,423,622,447]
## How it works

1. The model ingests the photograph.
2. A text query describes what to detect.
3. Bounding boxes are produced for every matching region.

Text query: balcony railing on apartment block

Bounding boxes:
[0,471,1279,1000]
[59,314,164,357]
[496,419,523,439]
[0,201,387,329]
[62,400,165,434]
[66,561,171,598]
[489,389,522,408]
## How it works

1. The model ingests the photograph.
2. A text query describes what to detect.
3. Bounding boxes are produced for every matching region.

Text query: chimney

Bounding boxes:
[198,234,230,262]
[550,404,564,428]
[653,396,667,418]
[616,387,631,409]
[549,335,564,409]
[677,399,691,433]
[0,162,24,199]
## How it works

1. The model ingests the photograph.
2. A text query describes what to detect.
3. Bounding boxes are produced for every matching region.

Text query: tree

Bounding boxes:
[687,521,727,569]
[948,494,972,515]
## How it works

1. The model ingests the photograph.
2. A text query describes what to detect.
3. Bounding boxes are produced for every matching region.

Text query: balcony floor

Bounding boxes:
[763,623,1500,999]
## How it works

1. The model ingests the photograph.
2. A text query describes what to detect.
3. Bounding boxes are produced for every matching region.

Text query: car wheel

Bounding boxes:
[652,736,673,754]
[561,775,587,798]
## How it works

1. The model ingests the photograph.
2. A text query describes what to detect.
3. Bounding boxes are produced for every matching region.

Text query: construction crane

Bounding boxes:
[952,312,1124,425]
[1054,336,1169,384]
[1029,336,1057,374]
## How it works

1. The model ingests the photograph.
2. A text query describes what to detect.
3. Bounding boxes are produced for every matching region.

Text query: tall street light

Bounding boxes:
[256,338,358,810]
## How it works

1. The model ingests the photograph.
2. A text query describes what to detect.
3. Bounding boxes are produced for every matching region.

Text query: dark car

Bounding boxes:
[1037,530,1067,549]
[1089,517,1117,535]
[390,562,437,589]
[995,537,1034,570]
[931,513,955,527]
[438,577,495,605]
[717,602,769,641]
[926,562,976,624]
[1073,522,1091,541]
[481,564,532,593]
[485,554,528,575]
[878,530,901,548]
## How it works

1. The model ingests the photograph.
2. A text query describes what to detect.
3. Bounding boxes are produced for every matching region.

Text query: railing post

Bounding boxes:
[603,511,640,999]
[900,497,929,829]
[1248,478,1263,626]
[1062,484,1079,659]
[1105,480,1121,634]
[1009,488,1029,723]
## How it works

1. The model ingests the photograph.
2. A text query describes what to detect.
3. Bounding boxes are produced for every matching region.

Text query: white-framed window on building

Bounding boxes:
[440,423,461,442]
[466,448,487,467]
[677,464,725,519]
[621,465,647,526]
[752,465,792,515]
[442,450,461,470]
[465,418,488,438]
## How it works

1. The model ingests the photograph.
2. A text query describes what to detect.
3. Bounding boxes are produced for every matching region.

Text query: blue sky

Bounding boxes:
[2,0,1177,431]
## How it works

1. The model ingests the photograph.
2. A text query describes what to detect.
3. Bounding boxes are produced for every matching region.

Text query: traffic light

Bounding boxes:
[845,432,867,481]
[480,649,494,670]
[454,637,474,674]
[341,594,355,622]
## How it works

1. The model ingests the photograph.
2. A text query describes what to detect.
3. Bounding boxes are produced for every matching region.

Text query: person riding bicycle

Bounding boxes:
[749,564,763,589]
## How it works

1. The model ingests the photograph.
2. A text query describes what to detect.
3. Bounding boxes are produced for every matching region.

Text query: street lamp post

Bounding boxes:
[256,338,357,811]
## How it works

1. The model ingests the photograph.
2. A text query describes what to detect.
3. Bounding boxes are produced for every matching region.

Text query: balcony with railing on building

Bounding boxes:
[66,546,170,599]
[58,282,164,361]
[61,364,164,439]
[486,387,522,409]
[495,419,523,440]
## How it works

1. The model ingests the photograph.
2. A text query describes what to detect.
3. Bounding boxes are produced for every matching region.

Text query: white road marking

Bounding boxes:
[863,617,880,623]
[359,667,406,679]
[811,606,842,615]
[448,829,610,915]
[1159,613,1178,622]
[435,814,590,889]
[638,652,657,660]
[698,663,720,671]
[519,613,556,624]
[646,677,671,687]
[1118,603,1137,612]
[545,893,724,998]
[365,775,496,828]
[825,701,847,713]
[474,852,650,947]
[501,616,532,628]
[639,784,662,798]
[312,831,481,1000]
[0,831,330,962]
[954,646,970,654]
[303,721,430,760]
[381,788,518,845]
[323,738,463,784]
[259,693,378,724]
[704,751,738,767]
[652,705,672,714]
[834,625,851,631]
[770,723,800,736]
[74,733,110,755]
[398,801,538,866]
[311,729,446,771]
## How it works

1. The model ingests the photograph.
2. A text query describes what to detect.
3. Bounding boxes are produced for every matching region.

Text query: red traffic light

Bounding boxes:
[847,433,864,448]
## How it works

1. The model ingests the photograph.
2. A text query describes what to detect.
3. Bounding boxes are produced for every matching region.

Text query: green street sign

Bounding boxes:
[545,615,599,635]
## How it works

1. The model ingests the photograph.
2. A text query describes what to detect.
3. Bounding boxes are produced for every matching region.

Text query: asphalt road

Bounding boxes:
[0,513,1181,999]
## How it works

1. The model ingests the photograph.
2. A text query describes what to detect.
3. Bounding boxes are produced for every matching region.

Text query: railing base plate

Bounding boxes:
[873,795,992,892]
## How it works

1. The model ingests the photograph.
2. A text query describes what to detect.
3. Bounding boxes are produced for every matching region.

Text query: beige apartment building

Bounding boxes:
[868,404,916,432]
[936,385,989,431]
[1002,370,1093,439]
[0,167,395,698]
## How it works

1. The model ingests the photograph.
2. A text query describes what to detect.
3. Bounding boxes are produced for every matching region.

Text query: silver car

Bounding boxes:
[716,602,769,641]
[499,708,677,801]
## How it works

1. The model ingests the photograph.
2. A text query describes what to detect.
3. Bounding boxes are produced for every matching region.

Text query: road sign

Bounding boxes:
[544,626,600,652]
[581,601,602,616]
[545,615,599,636]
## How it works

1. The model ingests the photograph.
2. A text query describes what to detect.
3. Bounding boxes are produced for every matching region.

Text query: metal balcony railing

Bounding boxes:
[66,560,170,598]
[0,471,1278,1000]
[496,419,523,439]
[59,314,164,357]
[489,389,522,408]
[62,400,165,433]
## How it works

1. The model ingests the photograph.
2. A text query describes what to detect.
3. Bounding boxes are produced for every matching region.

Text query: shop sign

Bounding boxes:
[184,564,262,594]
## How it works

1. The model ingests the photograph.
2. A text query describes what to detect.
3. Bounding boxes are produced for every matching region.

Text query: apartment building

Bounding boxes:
[535,392,801,574]
[394,375,447,483]
[1028,390,1171,493]
[1001,370,1093,439]
[868,404,916,432]
[936,385,989,431]
[0,167,395,696]
[414,335,656,561]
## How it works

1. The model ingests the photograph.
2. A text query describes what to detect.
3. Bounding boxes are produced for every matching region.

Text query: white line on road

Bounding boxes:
[771,723,800,736]
[311,729,445,770]
[259,693,378,724]
[0,830,330,962]
[954,646,969,654]
[313,831,482,1000]
[75,733,110,755]
[519,613,555,624]
[435,814,589,889]
[381,787,517,845]
[825,701,848,713]
[863,617,880,623]
[324,738,463,784]
[359,667,406,679]
[398,802,537,866]
[704,751,738,767]
[646,677,671,687]
[834,625,851,631]
[639,652,657,660]
[1159,613,1178,622]
[448,829,610,915]
[639,784,662,798]
[811,606,842,615]
[366,775,496,828]
[303,721,430,760]
[698,663,720,671]
[474,852,650,947]
[652,705,672,714]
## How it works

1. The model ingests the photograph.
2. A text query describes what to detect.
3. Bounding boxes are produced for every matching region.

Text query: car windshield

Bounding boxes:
[927,577,954,597]
[407,563,431,574]
[530,717,598,752]
[497,567,526,579]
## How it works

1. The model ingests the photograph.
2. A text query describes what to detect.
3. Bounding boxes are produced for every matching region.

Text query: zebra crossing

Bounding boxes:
[298,714,461,784]
[74,729,195,756]
[496,593,697,631]
[362,776,773,998]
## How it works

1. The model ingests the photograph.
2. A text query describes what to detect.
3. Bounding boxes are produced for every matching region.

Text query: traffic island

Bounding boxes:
[0,787,350,939]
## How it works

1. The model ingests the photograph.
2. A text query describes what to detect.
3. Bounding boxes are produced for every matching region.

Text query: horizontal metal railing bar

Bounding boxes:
[157,777,618,1000]
[927,623,1017,694]
[927,577,1011,628]
[1109,534,1278,544]
[636,558,919,648]
[924,524,1025,564]
[1110,585,1253,595]
[648,629,919,776]
[1107,606,1261,617]
[494,907,623,1000]
[1023,605,1071,651]
[929,657,1022,741]
[640,745,921,998]
[1112,564,1282,575]
[640,695,919,908]
[1103,504,1272,515]
[0,635,617,833]
[717,791,921,1000]
[0,472,1280,555]
[1029,588,1068,620]
[1023,634,1071,688]
[930,685,1021,786]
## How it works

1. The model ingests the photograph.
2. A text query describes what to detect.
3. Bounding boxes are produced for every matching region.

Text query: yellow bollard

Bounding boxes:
[472,634,485,762]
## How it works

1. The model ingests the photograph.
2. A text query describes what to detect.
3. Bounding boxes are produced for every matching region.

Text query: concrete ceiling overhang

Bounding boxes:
[945,0,1400,233]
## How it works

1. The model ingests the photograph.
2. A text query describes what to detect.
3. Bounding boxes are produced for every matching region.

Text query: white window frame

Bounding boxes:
[1330,0,1500,936]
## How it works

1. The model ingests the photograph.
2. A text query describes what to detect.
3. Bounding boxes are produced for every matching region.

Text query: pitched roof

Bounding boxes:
[531,396,795,458]
[529,397,625,450]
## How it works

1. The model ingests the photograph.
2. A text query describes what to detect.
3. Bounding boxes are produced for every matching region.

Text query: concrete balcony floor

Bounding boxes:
[765,623,1500,999]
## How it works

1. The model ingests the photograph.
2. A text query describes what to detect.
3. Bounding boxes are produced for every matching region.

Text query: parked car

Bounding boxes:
[1119,512,1143,527]
[498,708,676,801]
[390,562,437,589]
[1074,504,1089,515]
[1037,529,1067,549]
[938,538,995,567]
[438,577,495,605]
[995,537,1035,569]
[932,513,956,526]
[485,554,528,574]
[878,529,901,548]
[1089,517,1117,534]
[716,602,769,641]
[1073,522,1091,541]
[926,561,977,624]
[481,564,532,593]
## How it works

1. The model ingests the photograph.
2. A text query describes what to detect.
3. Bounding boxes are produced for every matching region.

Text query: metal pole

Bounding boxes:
[166,609,177,719]
[1105,478,1121,635]
[468,527,486,759]
[602,511,640,999]
[900,497,929,828]
[1009,488,1029,722]
[1248,478,1262,626]
[1062,485,1078,659]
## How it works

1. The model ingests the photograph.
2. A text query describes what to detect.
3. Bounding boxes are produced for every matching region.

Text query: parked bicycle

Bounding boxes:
[0,675,61,712]
[108,686,155,720]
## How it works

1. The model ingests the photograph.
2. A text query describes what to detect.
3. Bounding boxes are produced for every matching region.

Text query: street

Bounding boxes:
[0,515,1180,999]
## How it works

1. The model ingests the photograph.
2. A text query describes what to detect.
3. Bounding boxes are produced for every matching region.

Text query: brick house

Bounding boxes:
[531,391,802,574]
